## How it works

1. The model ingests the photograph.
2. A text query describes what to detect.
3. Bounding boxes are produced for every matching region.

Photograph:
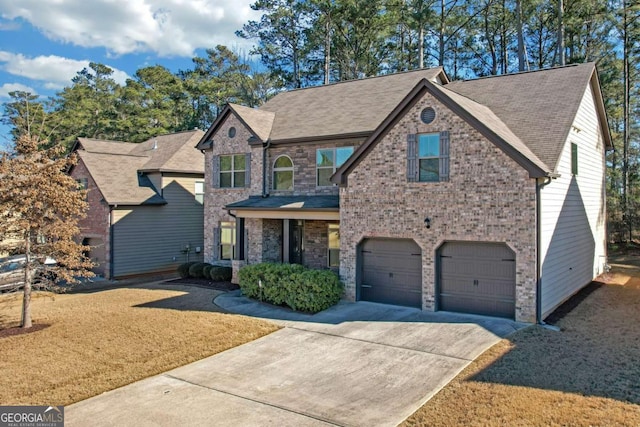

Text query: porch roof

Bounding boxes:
[225,195,340,220]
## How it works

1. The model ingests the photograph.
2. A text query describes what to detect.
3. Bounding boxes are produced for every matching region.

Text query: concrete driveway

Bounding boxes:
[67,291,525,427]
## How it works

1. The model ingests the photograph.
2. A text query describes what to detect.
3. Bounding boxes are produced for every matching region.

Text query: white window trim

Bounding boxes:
[418,133,440,183]
[272,155,294,191]
[316,147,353,187]
[220,154,246,188]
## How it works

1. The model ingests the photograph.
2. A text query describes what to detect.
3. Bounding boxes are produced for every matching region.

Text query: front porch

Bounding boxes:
[224,195,340,283]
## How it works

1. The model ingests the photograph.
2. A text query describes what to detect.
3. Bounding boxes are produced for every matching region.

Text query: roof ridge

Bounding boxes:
[450,62,592,83]
[270,67,443,95]
[79,150,149,158]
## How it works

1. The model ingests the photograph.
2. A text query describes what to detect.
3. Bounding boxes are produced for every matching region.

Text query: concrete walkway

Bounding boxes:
[67,291,526,427]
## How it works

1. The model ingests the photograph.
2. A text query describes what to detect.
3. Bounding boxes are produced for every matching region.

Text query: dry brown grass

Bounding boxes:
[0,282,278,406]
[403,269,640,427]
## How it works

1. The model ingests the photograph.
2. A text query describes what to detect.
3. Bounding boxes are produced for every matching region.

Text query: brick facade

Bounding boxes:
[204,113,358,280]
[339,91,538,322]
[70,159,111,278]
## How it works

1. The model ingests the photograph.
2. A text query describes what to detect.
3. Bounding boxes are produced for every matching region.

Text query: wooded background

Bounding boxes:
[2,0,638,242]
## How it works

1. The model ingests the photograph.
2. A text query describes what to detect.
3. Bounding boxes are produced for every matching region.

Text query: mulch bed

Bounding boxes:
[166,278,239,292]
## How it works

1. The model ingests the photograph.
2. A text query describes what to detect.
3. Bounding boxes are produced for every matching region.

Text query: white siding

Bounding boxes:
[112,174,204,277]
[539,83,607,318]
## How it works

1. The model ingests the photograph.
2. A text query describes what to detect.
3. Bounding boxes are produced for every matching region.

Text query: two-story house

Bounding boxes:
[197,63,611,323]
[70,130,205,279]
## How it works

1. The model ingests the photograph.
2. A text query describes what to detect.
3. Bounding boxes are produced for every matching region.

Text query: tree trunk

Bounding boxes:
[324,16,331,85]
[557,0,565,65]
[622,0,631,241]
[439,0,445,66]
[516,0,526,71]
[419,26,424,68]
[21,233,32,329]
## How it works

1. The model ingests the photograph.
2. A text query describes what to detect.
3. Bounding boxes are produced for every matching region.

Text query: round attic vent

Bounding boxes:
[228,127,236,138]
[420,107,436,124]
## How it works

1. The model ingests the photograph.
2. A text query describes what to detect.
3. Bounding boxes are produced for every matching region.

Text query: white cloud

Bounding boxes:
[0,0,260,57]
[0,82,37,98]
[0,51,130,86]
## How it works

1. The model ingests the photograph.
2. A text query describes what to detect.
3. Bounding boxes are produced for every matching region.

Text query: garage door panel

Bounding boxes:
[359,239,422,308]
[439,242,515,319]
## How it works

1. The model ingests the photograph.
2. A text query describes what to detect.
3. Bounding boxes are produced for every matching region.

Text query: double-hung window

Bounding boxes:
[407,132,450,182]
[214,153,250,188]
[220,221,236,260]
[317,147,354,187]
[220,154,246,188]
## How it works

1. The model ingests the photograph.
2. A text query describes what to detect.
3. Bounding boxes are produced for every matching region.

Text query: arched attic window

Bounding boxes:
[273,155,294,191]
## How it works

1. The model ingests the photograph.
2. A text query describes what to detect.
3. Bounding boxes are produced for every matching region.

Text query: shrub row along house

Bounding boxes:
[69,130,205,279]
[195,63,610,323]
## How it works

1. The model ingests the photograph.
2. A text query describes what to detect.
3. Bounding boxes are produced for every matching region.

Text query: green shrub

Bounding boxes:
[210,266,232,281]
[188,262,208,278]
[202,264,213,279]
[238,263,343,313]
[177,262,198,278]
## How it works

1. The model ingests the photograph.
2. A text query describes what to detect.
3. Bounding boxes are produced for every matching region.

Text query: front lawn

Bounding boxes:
[0,282,278,406]
[403,267,640,426]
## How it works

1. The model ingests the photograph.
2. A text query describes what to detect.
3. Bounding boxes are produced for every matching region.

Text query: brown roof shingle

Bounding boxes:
[74,130,205,206]
[260,68,447,142]
[446,62,599,171]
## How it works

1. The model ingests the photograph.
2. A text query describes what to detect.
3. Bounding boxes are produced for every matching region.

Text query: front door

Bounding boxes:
[289,220,304,265]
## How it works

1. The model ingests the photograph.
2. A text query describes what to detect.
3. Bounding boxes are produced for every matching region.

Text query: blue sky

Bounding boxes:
[0,0,260,147]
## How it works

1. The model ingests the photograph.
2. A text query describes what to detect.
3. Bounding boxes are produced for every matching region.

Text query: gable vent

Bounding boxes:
[420,107,436,124]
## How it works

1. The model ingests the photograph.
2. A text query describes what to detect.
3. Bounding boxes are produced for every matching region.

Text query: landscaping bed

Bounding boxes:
[0,282,278,406]
[402,265,640,426]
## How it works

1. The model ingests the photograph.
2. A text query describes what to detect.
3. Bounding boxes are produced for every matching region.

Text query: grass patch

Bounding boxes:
[402,269,640,427]
[0,282,278,406]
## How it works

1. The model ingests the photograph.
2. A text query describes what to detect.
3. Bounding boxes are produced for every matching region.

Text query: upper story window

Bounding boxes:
[214,153,250,188]
[228,127,236,138]
[407,132,450,182]
[317,147,354,187]
[76,178,88,190]
[273,155,294,191]
[195,180,204,204]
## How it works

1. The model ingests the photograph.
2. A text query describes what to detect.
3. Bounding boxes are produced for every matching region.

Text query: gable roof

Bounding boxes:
[446,62,611,171]
[132,130,205,173]
[196,67,448,149]
[77,151,166,206]
[72,130,204,206]
[332,78,552,185]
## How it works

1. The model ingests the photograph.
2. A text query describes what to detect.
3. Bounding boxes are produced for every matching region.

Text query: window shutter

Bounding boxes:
[213,227,220,260]
[212,155,220,188]
[407,134,417,182]
[439,131,450,182]
[245,152,251,187]
[571,143,578,175]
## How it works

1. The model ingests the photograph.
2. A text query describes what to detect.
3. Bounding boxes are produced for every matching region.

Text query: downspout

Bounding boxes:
[536,176,552,324]
[109,206,115,280]
[262,139,272,198]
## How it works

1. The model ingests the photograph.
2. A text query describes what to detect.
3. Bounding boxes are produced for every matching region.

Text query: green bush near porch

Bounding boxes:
[238,263,344,313]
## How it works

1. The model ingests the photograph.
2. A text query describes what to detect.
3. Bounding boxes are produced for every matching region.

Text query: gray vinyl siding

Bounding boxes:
[539,84,607,318]
[112,173,204,277]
